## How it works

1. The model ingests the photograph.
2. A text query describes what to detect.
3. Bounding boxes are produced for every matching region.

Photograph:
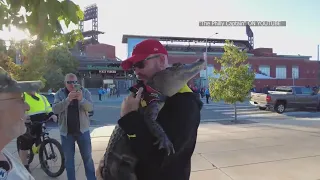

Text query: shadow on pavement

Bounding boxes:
[213,120,258,125]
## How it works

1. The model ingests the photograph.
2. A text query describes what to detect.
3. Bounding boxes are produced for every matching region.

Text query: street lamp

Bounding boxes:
[204,33,218,86]
[292,71,295,86]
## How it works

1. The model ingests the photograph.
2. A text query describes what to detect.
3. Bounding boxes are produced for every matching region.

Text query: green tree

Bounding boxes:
[209,40,255,122]
[0,52,21,79]
[0,52,11,70]
[1,40,47,89]
[16,41,47,86]
[46,46,78,75]
[0,39,6,53]
[6,40,16,60]
[43,66,65,91]
[44,46,78,90]
[0,0,84,46]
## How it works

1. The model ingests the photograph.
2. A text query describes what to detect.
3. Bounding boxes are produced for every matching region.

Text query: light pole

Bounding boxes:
[204,32,218,86]
[292,71,295,86]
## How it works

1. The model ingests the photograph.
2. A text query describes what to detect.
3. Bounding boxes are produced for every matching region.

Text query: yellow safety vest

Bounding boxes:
[23,92,52,116]
[140,84,193,107]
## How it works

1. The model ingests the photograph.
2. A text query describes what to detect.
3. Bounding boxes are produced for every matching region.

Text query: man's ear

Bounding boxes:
[158,55,166,68]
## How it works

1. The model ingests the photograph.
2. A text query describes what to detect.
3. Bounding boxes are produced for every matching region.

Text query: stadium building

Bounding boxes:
[122,29,319,91]
[71,4,134,94]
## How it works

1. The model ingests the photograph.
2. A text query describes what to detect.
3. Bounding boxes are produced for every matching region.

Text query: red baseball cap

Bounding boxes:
[121,39,168,71]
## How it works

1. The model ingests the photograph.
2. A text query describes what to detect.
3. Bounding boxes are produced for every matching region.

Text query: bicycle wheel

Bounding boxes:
[16,140,34,165]
[38,138,65,177]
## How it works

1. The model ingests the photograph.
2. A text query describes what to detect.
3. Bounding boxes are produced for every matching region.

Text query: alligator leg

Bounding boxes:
[102,126,138,180]
[144,101,175,155]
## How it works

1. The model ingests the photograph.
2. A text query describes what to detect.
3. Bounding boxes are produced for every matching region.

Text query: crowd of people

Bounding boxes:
[189,85,211,104]
[0,39,202,180]
[98,86,120,101]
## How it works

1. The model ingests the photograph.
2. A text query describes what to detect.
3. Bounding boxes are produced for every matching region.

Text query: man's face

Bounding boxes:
[29,91,36,95]
[0,93,29,139]
[133,54,164,83]
[65,76,78,92]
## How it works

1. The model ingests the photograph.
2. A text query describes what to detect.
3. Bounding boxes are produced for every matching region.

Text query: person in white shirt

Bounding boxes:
[0,67,42,180]
[106,87,111,98]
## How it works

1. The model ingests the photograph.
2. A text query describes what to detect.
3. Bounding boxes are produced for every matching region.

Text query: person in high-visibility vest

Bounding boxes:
[17,91,57,172]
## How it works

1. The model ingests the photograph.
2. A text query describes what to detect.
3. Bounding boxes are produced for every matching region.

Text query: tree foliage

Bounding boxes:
[0,0,84,90]
[209,40,255,121]
[43,66,65,91]
[44,46,78,90]
[46,46,78,74]
[0,39,78,90]
[0,39,6,53]
[0,0,84,46]
[0,52,21,79]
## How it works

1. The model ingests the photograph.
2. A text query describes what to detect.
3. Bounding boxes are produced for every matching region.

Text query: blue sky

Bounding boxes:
[1,0,319,60]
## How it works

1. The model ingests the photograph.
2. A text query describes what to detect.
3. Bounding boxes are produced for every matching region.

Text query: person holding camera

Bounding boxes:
[52,73,96,180]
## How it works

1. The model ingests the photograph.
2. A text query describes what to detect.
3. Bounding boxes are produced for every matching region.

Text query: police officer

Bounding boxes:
[17,91,57,172]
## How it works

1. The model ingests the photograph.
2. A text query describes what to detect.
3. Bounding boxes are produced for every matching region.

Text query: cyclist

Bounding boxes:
[17,91,57,172]
[0,67,42,180]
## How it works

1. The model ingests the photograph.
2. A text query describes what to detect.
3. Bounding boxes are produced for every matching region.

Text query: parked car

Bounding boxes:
[40,93,94,117]
[40,93,55,107]
[250,86,320,113]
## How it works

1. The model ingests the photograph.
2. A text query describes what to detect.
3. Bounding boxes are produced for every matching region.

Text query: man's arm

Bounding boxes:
[52,91,70,114]
[79,89,93,112]
[118,93,200,164]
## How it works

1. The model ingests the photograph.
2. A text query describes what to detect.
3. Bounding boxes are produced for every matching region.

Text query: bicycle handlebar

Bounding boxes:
[26,118,51,125]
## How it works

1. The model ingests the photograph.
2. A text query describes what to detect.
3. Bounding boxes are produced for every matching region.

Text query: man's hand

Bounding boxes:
[67,91,78,102]
[76,91,83,101]
[50,115,58,122]
[96,156,104,180]
[120,87,143,117]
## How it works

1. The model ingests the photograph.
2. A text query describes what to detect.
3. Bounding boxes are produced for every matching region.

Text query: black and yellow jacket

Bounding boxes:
[118,85,203,180]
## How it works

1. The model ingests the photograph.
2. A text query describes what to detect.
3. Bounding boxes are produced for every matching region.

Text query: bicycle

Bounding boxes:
[17,118,65,177]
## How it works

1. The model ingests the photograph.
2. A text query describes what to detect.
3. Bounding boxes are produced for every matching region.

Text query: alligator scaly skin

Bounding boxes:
[102,125,138,180]
[101,59,205,179]
[143,101,175,155]
[130,83,175,155]
[101,100,172,180]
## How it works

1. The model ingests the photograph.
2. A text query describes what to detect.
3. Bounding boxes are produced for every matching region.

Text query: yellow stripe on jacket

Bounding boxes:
[140,84,192,107]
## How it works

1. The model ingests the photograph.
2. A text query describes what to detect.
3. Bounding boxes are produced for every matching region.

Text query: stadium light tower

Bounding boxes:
[205,32,218,86]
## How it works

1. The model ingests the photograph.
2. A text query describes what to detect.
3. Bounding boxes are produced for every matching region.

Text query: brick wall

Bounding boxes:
[167,54,319,88]
[85,44,116,59]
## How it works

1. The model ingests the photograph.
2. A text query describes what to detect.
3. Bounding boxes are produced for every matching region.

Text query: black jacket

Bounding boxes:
[118,92,203,180]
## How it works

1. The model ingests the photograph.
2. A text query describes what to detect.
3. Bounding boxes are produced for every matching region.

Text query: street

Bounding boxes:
[88,95,320,128]
[6,95,320,180]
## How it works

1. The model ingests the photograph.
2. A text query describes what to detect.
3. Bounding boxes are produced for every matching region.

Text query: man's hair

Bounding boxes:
[64,73,77,81]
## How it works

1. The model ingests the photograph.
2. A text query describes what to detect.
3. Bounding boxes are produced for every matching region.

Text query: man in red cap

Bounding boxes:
[96,39,203,180]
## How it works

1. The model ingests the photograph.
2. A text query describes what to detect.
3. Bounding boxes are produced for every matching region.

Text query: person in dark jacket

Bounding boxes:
[96,39,203,180]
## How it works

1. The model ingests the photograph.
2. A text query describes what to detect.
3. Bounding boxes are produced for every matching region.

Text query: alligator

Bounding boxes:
[101,59,205,180]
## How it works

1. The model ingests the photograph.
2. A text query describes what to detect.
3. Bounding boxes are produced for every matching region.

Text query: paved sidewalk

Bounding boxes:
[5,122,320,180]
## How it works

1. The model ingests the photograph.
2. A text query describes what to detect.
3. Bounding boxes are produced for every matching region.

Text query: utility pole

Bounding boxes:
[292,71,295,86]
[204,32,218,87]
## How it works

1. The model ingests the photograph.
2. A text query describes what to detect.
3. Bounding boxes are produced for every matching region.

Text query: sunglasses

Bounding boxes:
[132,55,161,69]
[66,81,78,84]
